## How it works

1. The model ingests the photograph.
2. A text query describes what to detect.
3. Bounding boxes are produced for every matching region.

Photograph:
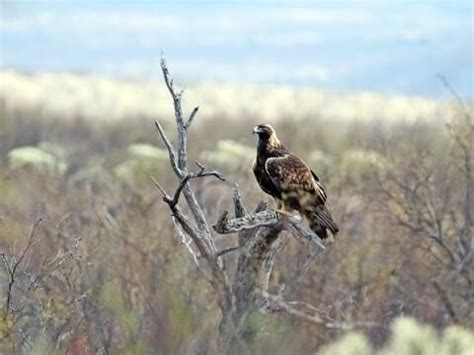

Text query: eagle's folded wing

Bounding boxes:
[310,205,339,234]
[265,153,338,236]
[265,155,326,204]
[265,155,313,191]
[311,170,327,203]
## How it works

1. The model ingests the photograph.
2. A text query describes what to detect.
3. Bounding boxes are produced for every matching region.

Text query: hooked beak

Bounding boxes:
[253,126,261,134]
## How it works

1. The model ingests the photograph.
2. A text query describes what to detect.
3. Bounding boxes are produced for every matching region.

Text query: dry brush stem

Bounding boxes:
[1,218,42,321]
[261,291,379,331]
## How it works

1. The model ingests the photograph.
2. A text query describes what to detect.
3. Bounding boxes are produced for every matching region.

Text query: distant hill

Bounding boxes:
[1,70,450,123]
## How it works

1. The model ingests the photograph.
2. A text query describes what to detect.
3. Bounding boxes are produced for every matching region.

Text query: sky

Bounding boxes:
[1,0,473,98]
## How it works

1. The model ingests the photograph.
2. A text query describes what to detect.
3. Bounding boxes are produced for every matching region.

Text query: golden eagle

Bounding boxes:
[252,124,339,239]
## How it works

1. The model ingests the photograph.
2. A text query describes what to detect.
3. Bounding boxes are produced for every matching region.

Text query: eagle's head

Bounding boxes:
[253,124,281,148]
[253,124,275,137]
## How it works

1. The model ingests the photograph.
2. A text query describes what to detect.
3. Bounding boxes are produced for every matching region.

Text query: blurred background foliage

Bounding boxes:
[0,83,472,352]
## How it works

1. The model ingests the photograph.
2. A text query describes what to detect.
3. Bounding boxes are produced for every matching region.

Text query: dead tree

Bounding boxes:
[152,56,333,351]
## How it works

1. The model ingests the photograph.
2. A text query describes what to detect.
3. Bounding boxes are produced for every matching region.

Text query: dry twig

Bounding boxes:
[1,218,42,320]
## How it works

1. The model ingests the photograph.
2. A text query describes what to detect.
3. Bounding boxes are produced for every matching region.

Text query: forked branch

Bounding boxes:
[153,162,225,209]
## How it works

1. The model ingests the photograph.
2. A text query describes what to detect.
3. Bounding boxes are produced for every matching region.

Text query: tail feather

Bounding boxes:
[309,222,328,240]
[305,205,339,239]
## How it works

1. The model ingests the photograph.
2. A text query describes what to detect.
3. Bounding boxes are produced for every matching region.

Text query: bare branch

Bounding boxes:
[170,205,213,260]
[452,248,473,280]
[160,55,187,172]
[233,185,248,218]
[261,291,379,330]
[216,246,240,258]
[153,175,224,286]
[161,54,179,101]
[15,218,42,271]
[213,210,325,250]
[2,218,42,320]
[172,216,200,266]
[1,253,11,276]
[432,280,458,321]
[154,120,181,177]
[195,160,205,172]
[429,234,456,264]
[150,176,168,198]
[214,210,279,234]
[437,73,469,115]
[186,106,199,128]
[169,199,233,315]
[168,164,226,208]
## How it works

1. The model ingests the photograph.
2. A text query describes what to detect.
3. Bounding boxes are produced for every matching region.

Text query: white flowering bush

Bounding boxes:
[384,317,439,355]
[7,143,67,174]
[0,70,449,123]
[127,143,168,161]
[438,325,474,355]
[201,140,254,170]
[317,317,474,355]
[114,143,168,184]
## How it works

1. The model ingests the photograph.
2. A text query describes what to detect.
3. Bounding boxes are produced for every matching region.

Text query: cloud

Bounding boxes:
[1,4,464,47]
[268,8,377,25]
[1,10,185,33]
[99,58,331,84]
[253,32,325,46]
[293,65,330,81]
[1,2,470,96]
[0,6,376,38]
[173,60,331,83]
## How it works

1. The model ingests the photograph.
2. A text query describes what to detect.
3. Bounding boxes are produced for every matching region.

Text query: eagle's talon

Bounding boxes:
[275,209,300,220]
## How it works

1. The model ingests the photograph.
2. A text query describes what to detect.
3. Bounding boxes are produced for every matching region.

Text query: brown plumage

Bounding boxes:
[252,124,338,239]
